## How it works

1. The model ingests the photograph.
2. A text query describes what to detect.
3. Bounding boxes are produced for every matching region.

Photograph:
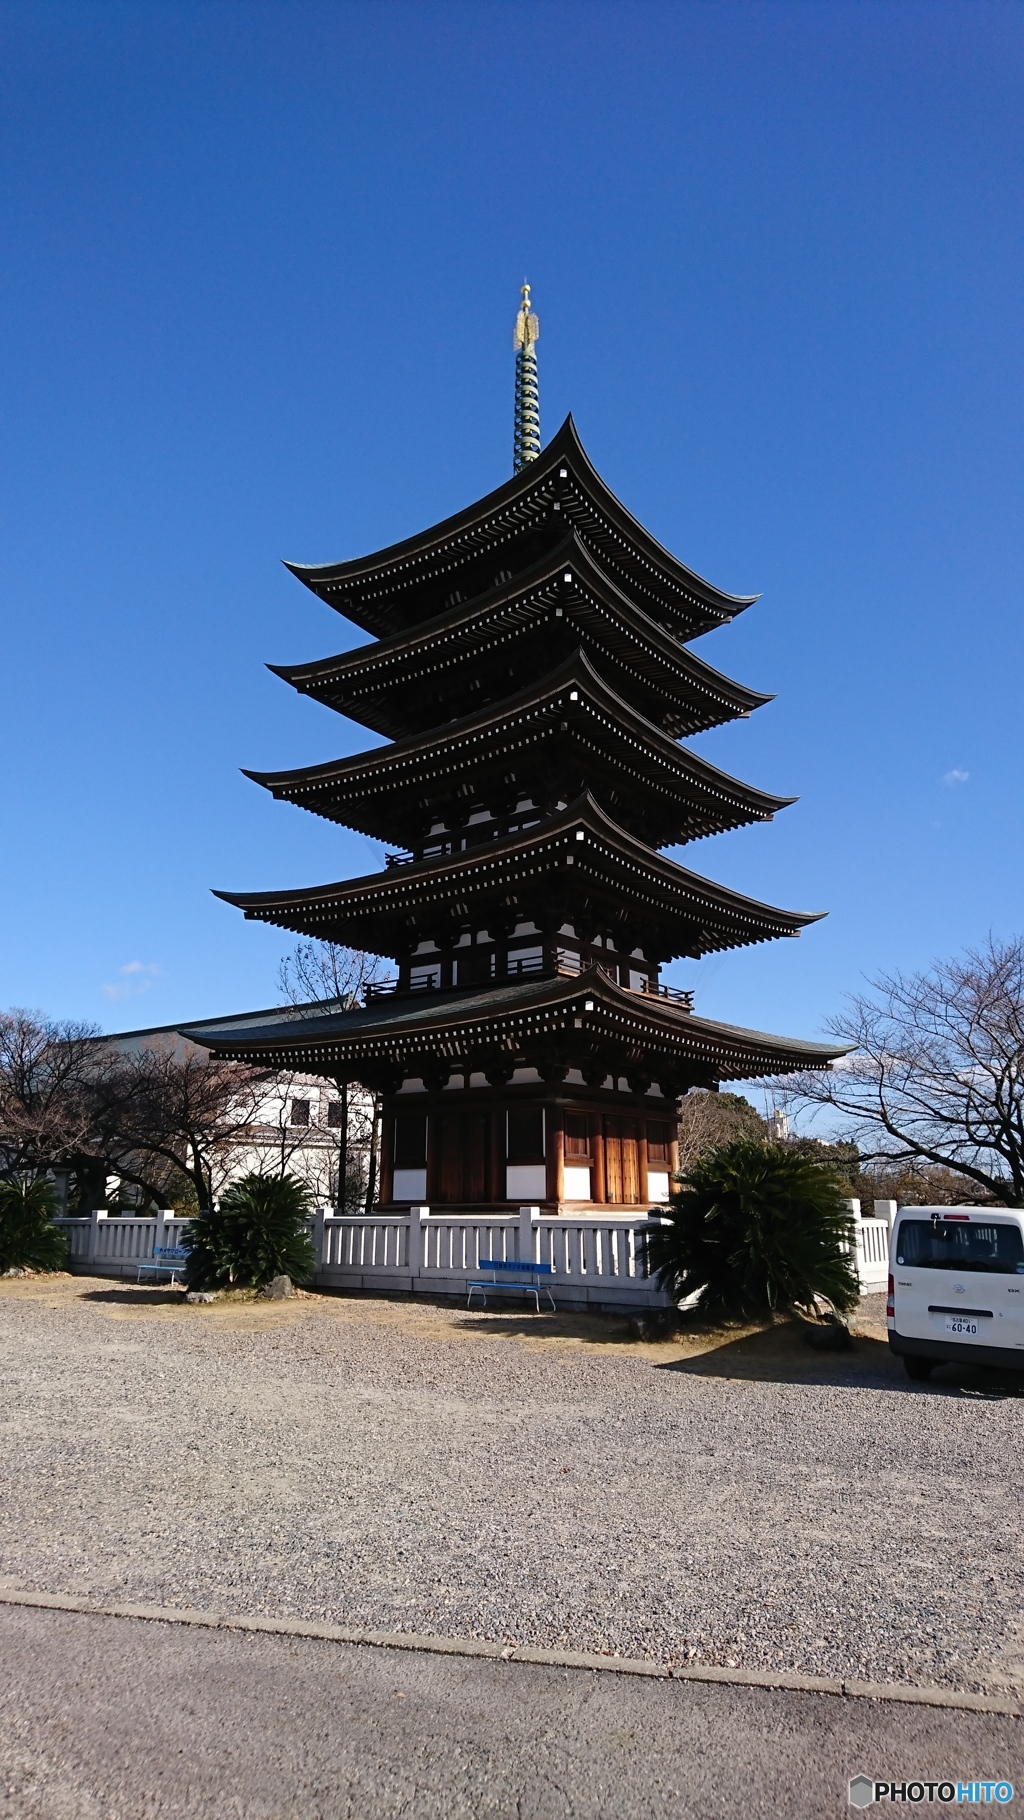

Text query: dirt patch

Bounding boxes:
[0,1273,890,1363]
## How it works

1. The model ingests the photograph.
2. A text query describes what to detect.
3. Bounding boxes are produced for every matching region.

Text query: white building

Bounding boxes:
[93,1004,376,1210]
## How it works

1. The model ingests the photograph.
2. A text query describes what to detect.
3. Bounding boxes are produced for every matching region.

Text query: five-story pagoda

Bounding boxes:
[194,287,843,1212]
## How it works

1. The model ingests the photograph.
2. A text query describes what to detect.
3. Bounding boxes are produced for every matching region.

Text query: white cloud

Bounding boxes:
[102,961,164,1002]
[942,768,969,786]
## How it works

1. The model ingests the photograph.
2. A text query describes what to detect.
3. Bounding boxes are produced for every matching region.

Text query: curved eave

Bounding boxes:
[213,793,824,956]
[244,647,795,840]
[270,532,773,727]
[283,416,757,633]
[186,969,846,1080]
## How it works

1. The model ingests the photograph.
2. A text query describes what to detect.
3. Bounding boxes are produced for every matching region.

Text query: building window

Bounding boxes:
[289,1099,310,1127]
[507,1108,545,1163]
[327,1100,345,1130]
[564,1112,591,1159]
[646,1121,671,1163]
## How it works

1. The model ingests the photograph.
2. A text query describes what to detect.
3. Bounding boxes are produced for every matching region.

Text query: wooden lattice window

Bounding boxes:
[646,1121,671,1164]
[564,1112,591,1159]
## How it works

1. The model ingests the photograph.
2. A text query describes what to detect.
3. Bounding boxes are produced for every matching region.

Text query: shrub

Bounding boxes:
[0,1176,69,1273]
[644,1138,860,1322]
[183,1173,315,1291]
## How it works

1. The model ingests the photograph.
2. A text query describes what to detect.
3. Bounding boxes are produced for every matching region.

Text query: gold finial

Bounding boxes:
[513,278,539,353]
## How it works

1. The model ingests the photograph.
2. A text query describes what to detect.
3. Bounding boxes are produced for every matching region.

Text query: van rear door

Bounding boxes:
[891,1210,1024,1352]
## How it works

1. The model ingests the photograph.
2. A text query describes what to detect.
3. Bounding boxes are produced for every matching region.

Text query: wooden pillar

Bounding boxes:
[637,1118,649,1206]
[489,1101,504,1203]
[425,1105,442,1204]
[378,1107,395,1207]
[548,1105,564,1206]
[591,1111,607,1205]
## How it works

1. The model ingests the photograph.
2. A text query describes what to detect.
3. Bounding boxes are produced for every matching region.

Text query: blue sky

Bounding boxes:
[1,0,1021,1061]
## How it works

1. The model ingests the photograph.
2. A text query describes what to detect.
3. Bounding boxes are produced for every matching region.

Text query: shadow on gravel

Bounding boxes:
[81,1287,187,1307]
[656,1322,904,1389]
[660,1323,1024,1397]
[452,1309,636,1345]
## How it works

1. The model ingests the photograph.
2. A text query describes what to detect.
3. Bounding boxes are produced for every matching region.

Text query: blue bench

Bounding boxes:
[467,1257,556,1314]
[136,1247,190,1286]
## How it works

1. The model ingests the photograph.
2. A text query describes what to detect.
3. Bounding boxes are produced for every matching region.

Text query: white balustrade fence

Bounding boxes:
[52,1203,890,1305]
[314,1205,674,1307]
[853,1217,891,1290]
[53,1211,193,1276]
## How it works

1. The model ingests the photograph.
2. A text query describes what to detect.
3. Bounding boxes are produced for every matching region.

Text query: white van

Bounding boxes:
[888,1206,1024,1380]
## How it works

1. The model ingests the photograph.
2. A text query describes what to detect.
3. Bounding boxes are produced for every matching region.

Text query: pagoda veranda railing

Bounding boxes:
[363,958,694,1010]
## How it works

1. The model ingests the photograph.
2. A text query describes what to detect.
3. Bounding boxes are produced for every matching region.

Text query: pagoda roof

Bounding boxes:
[213,793,822,963]
[271,532,770,742]
[184,966,844,1086]
[283,416,757,643]
[245,648,794,852]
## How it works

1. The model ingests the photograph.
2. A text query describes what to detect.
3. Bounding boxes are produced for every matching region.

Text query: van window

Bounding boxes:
[895,1219,1024,1275]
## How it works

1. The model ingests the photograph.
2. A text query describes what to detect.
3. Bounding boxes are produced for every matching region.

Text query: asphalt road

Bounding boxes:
[1,1606,1020,1820]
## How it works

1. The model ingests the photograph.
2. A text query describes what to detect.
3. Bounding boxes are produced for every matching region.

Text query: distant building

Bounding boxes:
[93,1005,375,1210]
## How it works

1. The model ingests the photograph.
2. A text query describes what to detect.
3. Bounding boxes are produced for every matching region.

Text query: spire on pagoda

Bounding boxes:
[513,281,540,472]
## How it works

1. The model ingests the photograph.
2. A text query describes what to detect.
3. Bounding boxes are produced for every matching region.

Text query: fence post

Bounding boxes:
[153,1208,168,1259]
[874,1199,898,1233]
[87,1208,107,1267]
[409,1206,429,1278]
[313,1207,328,1276]
[518,1205,539,1264]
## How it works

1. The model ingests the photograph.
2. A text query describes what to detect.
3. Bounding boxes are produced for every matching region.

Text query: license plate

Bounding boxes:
[944,1316,980,1337]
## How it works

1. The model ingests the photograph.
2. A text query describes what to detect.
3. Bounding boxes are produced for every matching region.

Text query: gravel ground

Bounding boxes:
[0,1276,1021,1697]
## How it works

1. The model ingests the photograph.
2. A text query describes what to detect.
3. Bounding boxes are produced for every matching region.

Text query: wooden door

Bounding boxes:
[620,1120,639,1203]
[438,1113,488,1204]
[603,1116,640,1204]
[604,1116,622,1202]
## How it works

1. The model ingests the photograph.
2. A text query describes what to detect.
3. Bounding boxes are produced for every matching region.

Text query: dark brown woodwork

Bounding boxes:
[604,1115,640,1206]
[549,1113,564,1204]
[196,415,845,1212]
[437,1112,488,1205]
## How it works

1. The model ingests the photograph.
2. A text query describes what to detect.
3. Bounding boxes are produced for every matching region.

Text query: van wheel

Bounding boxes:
[904,1356,933,1382]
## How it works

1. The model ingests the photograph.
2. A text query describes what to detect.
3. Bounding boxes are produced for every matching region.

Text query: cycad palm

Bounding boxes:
[184,1173,315,1290]
[0,1176,69,1273]
[644,1139,859,1321]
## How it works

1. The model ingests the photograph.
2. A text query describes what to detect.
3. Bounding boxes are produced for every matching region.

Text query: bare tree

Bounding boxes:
[277,939,386,1008]
[0,1010,109,1188]
[677,1090,766,1173]
[856,1159,992,1209]
[241,1069,346,1200]
[100,1045,270,1209]
[277,939,385,1212]
[787,935,1024,1206]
